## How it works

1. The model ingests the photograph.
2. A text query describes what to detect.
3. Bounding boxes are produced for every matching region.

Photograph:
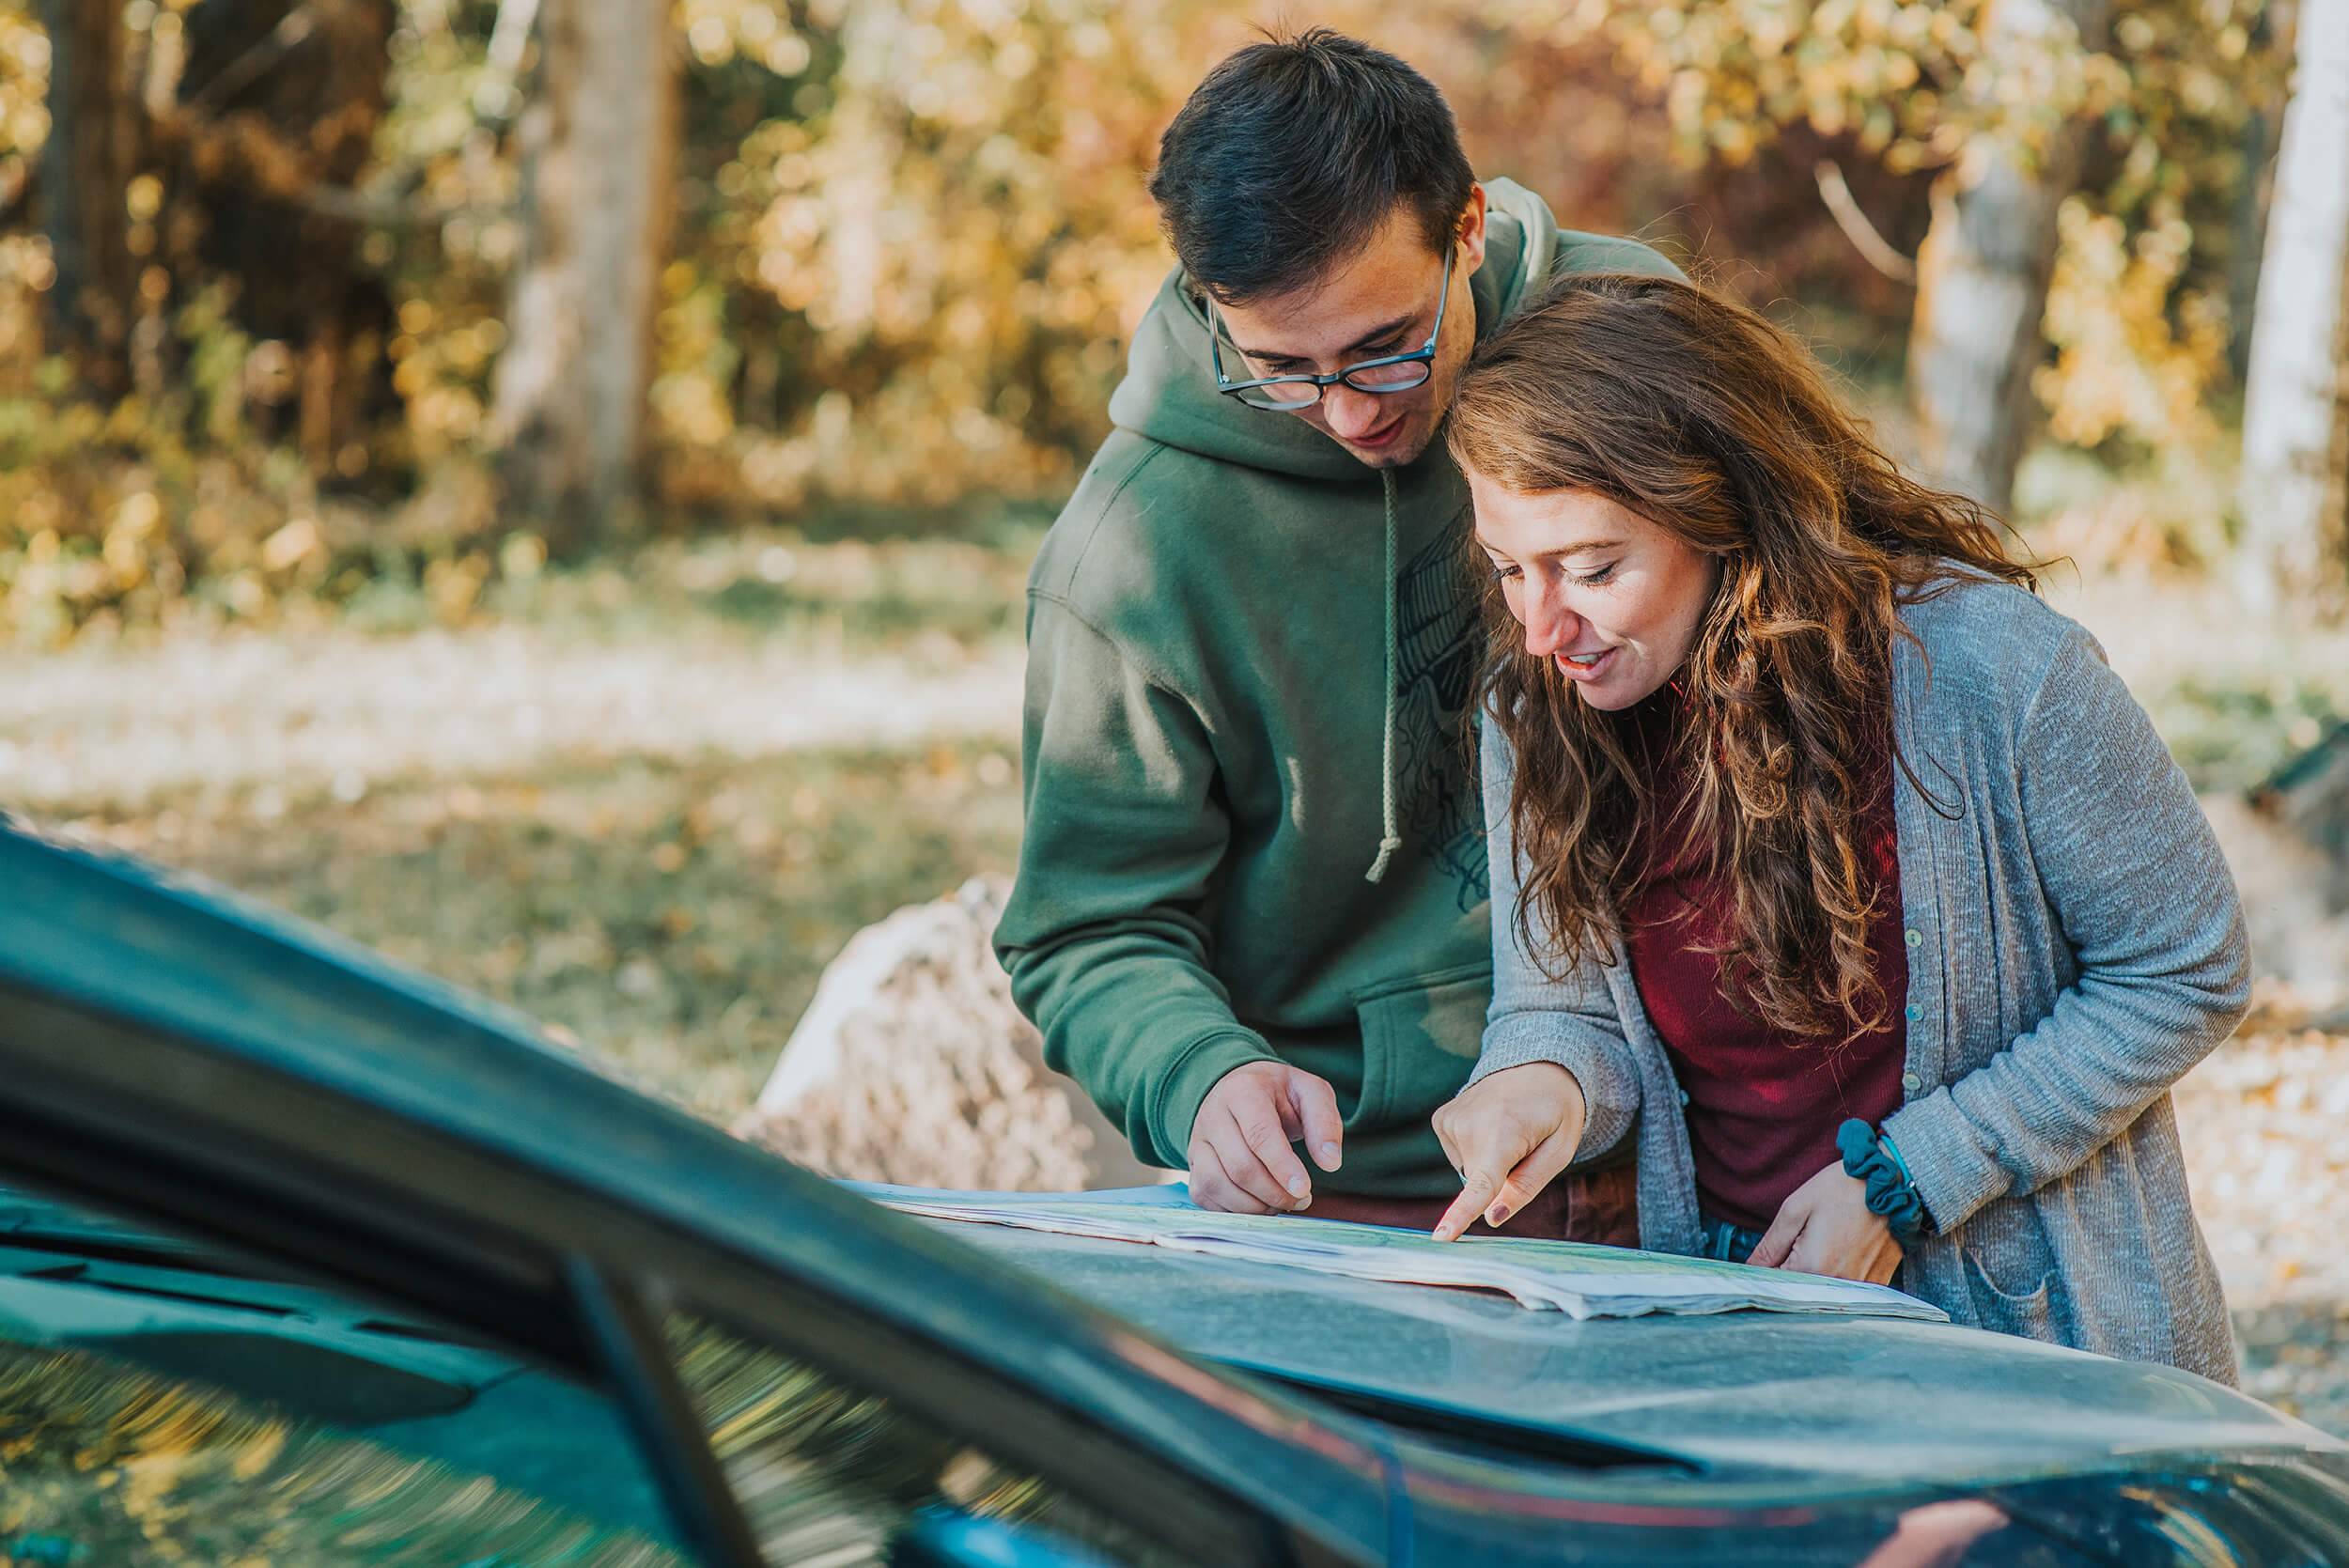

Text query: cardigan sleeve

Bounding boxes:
[1884,622,2253,1234]
[1470,717,1642,1167]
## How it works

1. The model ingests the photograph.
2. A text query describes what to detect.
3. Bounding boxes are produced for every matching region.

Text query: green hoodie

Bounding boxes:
[994,180,1680,1195]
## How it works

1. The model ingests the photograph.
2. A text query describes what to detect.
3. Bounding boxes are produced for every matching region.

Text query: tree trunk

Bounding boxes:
[490,0,678,550]
[155,0,399,474]
[1905,0,2113,515]
[2236,0,2349,612]
[2225,3,2294,387]
[39,0,137,397]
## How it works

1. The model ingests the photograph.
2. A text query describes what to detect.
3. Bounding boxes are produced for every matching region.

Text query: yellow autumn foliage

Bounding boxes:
[0,0,2304,640]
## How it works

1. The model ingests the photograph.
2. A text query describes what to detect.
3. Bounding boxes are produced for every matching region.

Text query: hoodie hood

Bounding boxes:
[1105,178,1563,482]
[1099,180,1572,887]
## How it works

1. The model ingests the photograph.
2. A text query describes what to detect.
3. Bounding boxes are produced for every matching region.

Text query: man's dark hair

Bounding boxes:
[1150,28,1474,305]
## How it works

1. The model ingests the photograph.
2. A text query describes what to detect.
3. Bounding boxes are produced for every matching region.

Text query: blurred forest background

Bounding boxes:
[7,0,2346,632]
[8,0,2349,1419]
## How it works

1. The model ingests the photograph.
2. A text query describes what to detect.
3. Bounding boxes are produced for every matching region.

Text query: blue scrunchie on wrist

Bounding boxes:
[1836,1118,1929,1242]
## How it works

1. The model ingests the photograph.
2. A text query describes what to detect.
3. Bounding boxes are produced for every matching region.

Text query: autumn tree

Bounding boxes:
[151,0,401,473]
[1496,0,2281,515]
[38,0,136,396]
[2237,0,2349,610]
[1906,0,2112,510]
[490,0,679,546]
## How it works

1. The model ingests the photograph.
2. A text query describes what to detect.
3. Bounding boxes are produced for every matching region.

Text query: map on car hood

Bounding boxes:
[848,1183,1949,1323]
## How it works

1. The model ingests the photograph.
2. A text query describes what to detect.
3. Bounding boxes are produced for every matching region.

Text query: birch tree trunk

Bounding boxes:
[2224,4,2292,387]
[2237,0,2349,611]
[39,0,136,397]
[1906,0,2113,514]
[490,0,677,549]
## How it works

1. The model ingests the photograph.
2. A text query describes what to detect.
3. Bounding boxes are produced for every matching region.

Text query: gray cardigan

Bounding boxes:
[1472,574,2251,1384]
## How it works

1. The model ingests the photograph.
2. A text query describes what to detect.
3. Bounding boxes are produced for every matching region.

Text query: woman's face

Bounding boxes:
[1469,474,1720,712]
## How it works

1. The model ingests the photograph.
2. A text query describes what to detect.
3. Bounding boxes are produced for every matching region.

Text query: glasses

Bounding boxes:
[1208,245,1455,411]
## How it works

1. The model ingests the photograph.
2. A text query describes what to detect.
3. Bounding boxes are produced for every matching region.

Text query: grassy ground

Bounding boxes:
[63,739,1024,1118]
[15,519,1033,1118]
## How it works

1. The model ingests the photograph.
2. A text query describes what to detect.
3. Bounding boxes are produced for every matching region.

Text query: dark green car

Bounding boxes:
[4,812,2348,1566]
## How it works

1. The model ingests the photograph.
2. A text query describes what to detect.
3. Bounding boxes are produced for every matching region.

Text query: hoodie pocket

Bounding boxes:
[1352,963,1491,1131]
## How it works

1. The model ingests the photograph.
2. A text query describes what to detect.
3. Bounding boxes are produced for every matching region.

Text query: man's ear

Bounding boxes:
[1457,183,1490,272]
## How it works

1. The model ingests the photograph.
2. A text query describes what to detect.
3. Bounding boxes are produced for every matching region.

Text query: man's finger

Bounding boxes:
[1204,1109,1301,1211]
[1235,1103,1315,1203]
[1193,1096,1288,1212]
[1284,1070,1345,1172]
[1432,1169,1501,1243]
[1210,1142,1296,1212]
[1190,1148,1275,1216]
[1215,1183,1275,1216]
[1183,1143,1231,1211]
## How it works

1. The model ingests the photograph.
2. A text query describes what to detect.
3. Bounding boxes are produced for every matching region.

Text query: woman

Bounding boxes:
[1427,273,2249,1383]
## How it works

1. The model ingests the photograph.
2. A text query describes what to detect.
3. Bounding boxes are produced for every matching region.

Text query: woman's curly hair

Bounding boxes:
[1445,272,2038,1044]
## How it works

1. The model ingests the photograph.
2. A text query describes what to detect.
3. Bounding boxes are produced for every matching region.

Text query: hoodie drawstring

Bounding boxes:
[1365,471,1403,883]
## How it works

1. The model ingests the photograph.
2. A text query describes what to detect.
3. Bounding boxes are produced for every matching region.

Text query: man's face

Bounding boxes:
[1212,187,1488,470]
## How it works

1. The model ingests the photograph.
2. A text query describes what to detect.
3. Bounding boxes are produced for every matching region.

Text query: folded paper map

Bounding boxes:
[847,1181,1949,1324]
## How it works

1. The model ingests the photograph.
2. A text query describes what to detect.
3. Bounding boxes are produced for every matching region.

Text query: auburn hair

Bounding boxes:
[1446,273,2037,1043]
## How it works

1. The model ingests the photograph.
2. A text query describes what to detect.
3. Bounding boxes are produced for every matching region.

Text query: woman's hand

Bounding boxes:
[1429,1063,1587,1241]
[1748,1159,1904,1284]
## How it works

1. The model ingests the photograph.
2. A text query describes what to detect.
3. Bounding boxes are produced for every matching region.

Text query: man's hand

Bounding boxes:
[1747,1159,1904,1283]
[1429,1062,1587,1241]
[1187,1062,1344,1214]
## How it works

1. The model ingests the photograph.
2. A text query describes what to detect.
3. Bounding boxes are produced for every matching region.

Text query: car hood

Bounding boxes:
[939,1222,2341,1495]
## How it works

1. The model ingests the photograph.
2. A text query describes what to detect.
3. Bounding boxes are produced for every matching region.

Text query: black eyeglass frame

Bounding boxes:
[1206,244,1456,411]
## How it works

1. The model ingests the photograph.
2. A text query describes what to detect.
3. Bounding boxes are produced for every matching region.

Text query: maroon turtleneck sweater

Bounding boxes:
[1615,687,1908,1234]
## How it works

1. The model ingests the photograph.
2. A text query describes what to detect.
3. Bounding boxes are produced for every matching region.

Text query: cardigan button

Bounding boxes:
[1905,1002,1923,1022]
[1677,1089,1691,1108]
[1905,928,1922,948]
[1901,1071,1922,1094]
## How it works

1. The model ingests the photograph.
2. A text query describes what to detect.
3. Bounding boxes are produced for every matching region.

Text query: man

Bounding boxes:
[994,29,1679,1233]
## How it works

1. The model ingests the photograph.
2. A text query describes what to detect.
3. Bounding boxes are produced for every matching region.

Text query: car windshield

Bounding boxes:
[0,1182,683,1564]
[0,1175,1276,1568]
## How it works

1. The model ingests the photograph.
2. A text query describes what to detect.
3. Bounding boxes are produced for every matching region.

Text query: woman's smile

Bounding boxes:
[1469,475,1718,712]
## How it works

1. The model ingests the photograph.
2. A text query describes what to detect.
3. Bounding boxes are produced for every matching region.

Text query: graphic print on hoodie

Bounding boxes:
[994,179,1683,1195]
[1393,522,1492,912]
